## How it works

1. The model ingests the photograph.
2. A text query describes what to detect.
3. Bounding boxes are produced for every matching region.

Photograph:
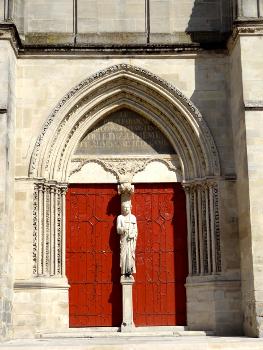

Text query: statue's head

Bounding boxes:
[121,202,132,216]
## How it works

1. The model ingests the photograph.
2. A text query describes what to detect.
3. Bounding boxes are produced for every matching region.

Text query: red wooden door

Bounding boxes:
[133,184,188,326]
[66,184,122,327]
[66,183,187,328]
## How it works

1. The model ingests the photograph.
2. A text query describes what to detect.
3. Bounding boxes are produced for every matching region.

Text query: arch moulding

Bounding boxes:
[28,64,222,284]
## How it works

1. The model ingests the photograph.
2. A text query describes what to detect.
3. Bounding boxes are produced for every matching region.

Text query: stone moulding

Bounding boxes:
[14,278,70,290]
[33,181,68,277]
[244,100,263,110]
[28,64,222,279]
[28,64,220,182]
[183,180,221,276]
[69,155,181,183]
[228,23,263,51]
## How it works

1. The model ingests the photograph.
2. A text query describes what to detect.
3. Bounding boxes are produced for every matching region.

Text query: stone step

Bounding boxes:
[4,337,263,350]
[37,327,213,339]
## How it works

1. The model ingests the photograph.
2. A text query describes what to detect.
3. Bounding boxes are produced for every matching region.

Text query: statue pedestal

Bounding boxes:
[120,275,135,332]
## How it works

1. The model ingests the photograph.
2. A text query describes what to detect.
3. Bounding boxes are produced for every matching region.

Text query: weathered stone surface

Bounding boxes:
[0,40,15,341]
[10,0,232,45]
[9,55,239,338]
[78,0,145,33]
[75,109,175,156]
[0,1,4,21]
[1,3,263,340]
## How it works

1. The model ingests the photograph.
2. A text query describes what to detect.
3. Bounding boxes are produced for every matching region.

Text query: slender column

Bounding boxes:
[4,0,8,20]
[53,186,58,275]
[73,0,78,45]
[197,186,204,275]
[193,188,200,274]
[50,185,55,276]
[184,186,193,276]
[57,188,62,275]
[205,186,212,274]
[209,184,217,274]
[33,185,39,276]
[145,0,150,44]
[43,185,47,275]
[120,276,135,332]
[237,0,243,17]
[37,184,44,276]
[61,185,68,277]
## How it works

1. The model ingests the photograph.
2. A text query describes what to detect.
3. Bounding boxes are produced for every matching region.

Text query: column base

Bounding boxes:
[121,275,135,332]
[121,322,135,332]
[185,276,242,335]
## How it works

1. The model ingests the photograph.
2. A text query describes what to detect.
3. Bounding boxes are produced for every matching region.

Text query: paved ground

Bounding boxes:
[1,336,263,350]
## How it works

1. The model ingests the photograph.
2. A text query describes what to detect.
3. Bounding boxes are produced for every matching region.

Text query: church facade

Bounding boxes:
[0,0,263,340]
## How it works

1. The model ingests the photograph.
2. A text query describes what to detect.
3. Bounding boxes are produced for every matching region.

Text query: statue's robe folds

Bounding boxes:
[117,214,138,275]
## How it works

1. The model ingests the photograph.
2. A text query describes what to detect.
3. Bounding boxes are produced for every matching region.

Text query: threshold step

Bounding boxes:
[37,327,213,339]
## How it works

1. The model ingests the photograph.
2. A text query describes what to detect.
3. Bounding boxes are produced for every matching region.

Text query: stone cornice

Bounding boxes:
[244,101,263,111]
[228,22,263,51]
[0,22,229,57]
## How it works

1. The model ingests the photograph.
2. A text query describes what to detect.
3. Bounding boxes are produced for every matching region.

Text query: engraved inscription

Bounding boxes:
[75,109,175,155]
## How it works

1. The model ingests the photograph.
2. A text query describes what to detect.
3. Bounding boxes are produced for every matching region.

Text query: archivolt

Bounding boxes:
[29,64,220,182]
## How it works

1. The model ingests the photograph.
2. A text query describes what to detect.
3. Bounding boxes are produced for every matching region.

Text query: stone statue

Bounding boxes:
[117,202,138,276]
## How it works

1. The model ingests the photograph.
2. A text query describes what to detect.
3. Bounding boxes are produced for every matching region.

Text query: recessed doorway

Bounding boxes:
[66,183,188,327]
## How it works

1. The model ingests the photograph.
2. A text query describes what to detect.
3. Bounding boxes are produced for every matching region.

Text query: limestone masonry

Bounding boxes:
[0,0,263,341]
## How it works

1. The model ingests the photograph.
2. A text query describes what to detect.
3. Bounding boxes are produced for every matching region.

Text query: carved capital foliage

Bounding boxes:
[102,159,146,183]
[70,155,181,183]
[118,183,135,196]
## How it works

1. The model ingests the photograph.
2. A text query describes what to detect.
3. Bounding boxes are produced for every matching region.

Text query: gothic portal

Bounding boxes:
[2,2,262,338]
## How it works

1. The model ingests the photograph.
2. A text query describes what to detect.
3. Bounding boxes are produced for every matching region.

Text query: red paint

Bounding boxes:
[133,184,188,326]
[66,183,188,327]
[66,185,121,327]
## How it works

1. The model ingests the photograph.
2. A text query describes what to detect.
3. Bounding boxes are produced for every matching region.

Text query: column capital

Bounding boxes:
[118,182,134,196]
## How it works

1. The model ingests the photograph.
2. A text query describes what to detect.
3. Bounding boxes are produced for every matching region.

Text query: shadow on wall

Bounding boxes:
[187,0,235,178]
[186,0,232,47]
[189,55,236,178]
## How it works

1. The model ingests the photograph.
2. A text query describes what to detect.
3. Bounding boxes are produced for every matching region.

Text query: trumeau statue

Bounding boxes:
[117,202,138,276]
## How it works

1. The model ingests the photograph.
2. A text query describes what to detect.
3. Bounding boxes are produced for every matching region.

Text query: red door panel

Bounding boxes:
[133,183,188,326]
[66,184,122,327]
[66,183,188,327]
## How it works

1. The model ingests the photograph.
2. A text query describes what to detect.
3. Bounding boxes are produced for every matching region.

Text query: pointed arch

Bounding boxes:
[29,64,220,182]
[30,64,222,282]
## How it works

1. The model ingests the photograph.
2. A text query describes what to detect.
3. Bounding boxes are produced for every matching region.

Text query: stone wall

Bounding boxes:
[10,0,232,45]
[229,34,263,337]
[186,277,242,335]
[0,40,15,340]
[235,0,263,18]
[10,53,242,337]
[14,56,234,177]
